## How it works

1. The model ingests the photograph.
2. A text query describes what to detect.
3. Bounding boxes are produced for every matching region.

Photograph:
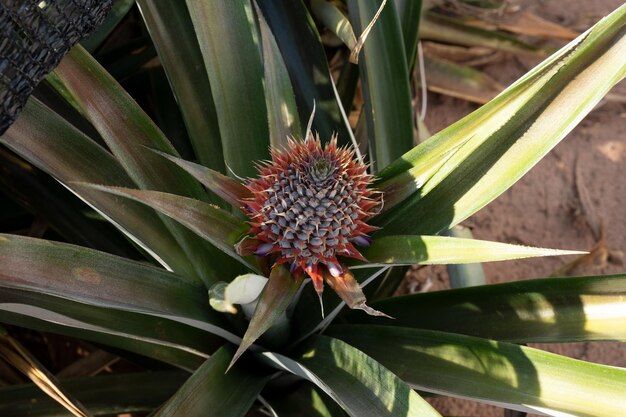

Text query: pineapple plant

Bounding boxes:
[0,1,624,416]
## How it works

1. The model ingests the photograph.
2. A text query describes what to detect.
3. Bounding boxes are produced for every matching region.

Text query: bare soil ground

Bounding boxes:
[404,1,626,415]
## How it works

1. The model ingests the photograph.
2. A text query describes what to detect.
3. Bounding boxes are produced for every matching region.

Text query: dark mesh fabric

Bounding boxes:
[0,0,112,134]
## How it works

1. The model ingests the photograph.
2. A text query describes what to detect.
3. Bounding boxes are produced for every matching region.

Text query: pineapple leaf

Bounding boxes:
[0,99,197,279]
[355,235,584,266]
[262,336,442,417]
[347,0,414,171]
[256,0,351,144]
[137,1,226,175]
[185,0,270,178]
[310,0,357,50]
[52,46,208,202]
[74,184,258,273]
[155,347,270,417]
[0,148,136,257]
[444,226,487,288]
[328,325,626,417]
[0,372,187,417]
[149,149,251,208]
[256,2,303,148]
[230,265,303,370]
[375,138,467,212]
[421,11,546,56]
[421,55,505,104]
[394,0,423,69]
[376,4,626,235]
[0,234,240,345]
[266,384,347,417]
[0,293,211,370]
[0,234,197,317]
[288,267,391,349]
[345,274,626,343]
[51,45,234,285]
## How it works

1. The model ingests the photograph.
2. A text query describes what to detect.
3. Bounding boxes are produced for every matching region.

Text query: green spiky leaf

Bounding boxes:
[329,325,626,417]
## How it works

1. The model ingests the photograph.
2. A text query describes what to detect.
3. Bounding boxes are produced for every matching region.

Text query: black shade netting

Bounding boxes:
[0,0,112,134]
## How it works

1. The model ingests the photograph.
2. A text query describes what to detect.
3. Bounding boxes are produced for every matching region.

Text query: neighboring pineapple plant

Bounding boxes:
[0,1,624,416]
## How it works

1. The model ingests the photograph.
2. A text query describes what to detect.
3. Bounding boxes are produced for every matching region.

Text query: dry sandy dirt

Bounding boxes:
[402,0,626,415]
